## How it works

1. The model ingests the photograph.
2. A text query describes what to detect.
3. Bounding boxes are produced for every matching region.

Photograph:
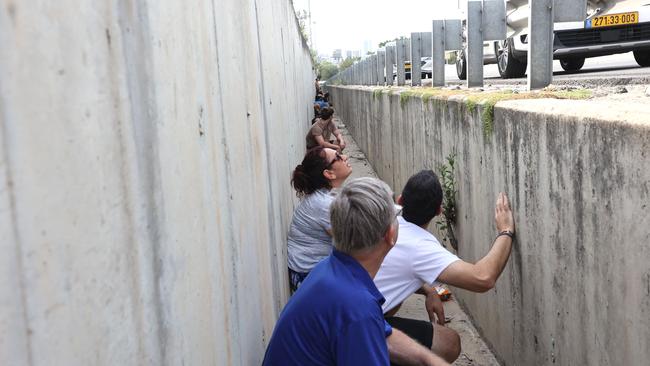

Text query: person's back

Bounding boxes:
[263,251,390,365]
[375,216,459,312]
[286,189,335,273]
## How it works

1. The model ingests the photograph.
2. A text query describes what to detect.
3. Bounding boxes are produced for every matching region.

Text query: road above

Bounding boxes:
[436,52,650,87]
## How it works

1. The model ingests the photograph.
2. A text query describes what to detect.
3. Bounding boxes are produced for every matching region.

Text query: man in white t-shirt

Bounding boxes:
[375,170,515,363]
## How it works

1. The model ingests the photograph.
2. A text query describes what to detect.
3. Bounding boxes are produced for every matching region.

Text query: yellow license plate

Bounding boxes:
[590,11,639,28]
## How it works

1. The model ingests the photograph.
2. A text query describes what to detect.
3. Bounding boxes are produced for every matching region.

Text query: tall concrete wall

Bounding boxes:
[0,1,313,365]
[329,86,650,365]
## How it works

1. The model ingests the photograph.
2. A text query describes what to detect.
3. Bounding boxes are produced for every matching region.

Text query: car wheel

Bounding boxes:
[456,50,467,80]
[559,57,585,72]
[633,49,650,67]
[497,38,527,79]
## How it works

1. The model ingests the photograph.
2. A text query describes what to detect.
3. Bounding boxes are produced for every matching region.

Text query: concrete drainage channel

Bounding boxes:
[328,84,650,365]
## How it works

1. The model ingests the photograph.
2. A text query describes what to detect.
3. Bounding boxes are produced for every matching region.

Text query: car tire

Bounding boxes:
[633,50,650,67]
[456,50,467,80]
[560,57,585,72]
[497,38,527,79]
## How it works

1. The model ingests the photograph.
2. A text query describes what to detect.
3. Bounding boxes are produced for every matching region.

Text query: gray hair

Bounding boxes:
[330,177,395,254]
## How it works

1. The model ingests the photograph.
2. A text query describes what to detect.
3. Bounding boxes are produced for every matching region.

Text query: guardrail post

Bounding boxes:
[385,45,395,86]
[411,32,423,86]
[528,0,554,90]
[467,0,483,87]
[432,20,445,86]
[482,0,506,41]
[396,38,407,86]
[377,50,386,85]
[555,0,587,22]
[361,58,368,85]
[363,57,372,85]
[370,55,378,85]
[442,19,463,85]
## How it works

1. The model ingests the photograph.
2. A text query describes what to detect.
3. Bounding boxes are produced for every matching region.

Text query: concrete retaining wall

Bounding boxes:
[330,85,650,365]
[0,1,313,364]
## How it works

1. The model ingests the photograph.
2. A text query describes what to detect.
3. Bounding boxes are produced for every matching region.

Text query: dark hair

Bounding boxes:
[291,147,331,197]
[401,170,443,226]
[323,92,330,102]
[319,107,334,120]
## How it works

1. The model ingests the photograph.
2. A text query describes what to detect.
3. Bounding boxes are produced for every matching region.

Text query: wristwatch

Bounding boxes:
[497,230,515,240]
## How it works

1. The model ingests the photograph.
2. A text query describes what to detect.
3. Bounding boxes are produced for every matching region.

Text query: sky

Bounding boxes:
[293,0,465,57]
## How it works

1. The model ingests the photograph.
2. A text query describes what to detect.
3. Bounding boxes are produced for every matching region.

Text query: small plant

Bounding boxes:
[435,152,459,251]
[481,102,495,138]
[399,91,414,109]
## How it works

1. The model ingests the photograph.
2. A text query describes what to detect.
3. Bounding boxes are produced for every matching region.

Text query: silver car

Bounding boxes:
[456,0,650,79]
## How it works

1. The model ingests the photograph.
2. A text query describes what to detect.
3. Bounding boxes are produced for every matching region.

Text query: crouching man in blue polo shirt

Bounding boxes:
[263,177,448,366]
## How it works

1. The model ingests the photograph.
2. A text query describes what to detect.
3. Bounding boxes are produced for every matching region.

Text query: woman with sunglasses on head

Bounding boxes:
[287,146,352,292]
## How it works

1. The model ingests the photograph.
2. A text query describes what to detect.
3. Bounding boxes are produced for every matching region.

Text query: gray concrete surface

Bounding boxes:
[329,85,650,365]
[0,1,313,365]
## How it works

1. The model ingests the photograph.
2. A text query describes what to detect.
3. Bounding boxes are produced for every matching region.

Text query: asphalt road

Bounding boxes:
[440,52,650,86]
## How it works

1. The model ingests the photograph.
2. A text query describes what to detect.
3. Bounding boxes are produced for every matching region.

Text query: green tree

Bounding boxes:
[317,60,338,80]
[378,36,407,48]
[338,56,360,72]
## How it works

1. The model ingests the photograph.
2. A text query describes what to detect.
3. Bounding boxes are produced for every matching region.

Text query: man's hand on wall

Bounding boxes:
[495,192,514,233]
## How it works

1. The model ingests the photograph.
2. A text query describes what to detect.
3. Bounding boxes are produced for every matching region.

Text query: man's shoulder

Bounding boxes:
[398,219,441,245]
[308,258,380,306]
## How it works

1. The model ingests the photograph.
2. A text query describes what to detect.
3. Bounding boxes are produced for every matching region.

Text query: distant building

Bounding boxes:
[346,50,361,59]
[332,49,342,62]
[362,40,372,55]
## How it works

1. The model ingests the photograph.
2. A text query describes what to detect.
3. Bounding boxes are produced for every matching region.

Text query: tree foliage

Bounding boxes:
[338,57,360,72]
[317,61,339,80]
[378,36,407,48]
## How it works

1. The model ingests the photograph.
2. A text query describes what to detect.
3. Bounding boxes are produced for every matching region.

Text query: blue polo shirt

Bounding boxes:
[263,250,392,365]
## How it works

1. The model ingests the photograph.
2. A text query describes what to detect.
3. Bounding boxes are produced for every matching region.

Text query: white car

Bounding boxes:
[457,0,650,79]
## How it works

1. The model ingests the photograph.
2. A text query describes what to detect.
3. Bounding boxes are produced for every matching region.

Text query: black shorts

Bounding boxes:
[385,316,434,349]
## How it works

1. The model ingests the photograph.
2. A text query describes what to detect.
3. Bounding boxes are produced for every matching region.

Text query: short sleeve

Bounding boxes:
[314,192,333,231]
[329,121,340,135]
[384,319,393,337]
[335,317,390,365]
[310,123,324,137]
[412,238,460,285]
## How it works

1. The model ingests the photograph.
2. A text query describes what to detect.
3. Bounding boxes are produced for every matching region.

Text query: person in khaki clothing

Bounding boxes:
[306,107,346,151]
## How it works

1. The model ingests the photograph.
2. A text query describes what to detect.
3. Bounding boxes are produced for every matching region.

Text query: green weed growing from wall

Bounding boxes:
[435,152,459,251]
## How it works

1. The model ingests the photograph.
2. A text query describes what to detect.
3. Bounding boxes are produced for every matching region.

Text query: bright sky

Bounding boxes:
[293,0,465,56]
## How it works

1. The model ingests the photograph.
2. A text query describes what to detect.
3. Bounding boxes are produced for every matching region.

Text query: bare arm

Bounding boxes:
[387,328,450,366]
[314,135,341,151]
[437,192,515,293]
[416,284,445,325]
[333,130,346,149]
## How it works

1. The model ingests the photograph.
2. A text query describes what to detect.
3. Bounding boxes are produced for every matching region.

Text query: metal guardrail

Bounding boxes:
[329,0,587,91]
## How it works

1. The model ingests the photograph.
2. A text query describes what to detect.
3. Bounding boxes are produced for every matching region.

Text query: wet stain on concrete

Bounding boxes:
[7,2,16,25]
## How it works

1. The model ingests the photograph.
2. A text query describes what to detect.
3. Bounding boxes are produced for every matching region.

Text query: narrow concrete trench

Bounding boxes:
[336,115,501,366]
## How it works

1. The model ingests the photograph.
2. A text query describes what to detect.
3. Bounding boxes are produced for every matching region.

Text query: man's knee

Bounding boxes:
[432,324,461,363]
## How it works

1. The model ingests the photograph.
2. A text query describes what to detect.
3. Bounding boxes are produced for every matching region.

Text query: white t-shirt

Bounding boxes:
[375,216,460,313]
[287,189,335,273]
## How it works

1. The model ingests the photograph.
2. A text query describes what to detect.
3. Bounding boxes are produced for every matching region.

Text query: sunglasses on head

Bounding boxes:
[326,152,344,168]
